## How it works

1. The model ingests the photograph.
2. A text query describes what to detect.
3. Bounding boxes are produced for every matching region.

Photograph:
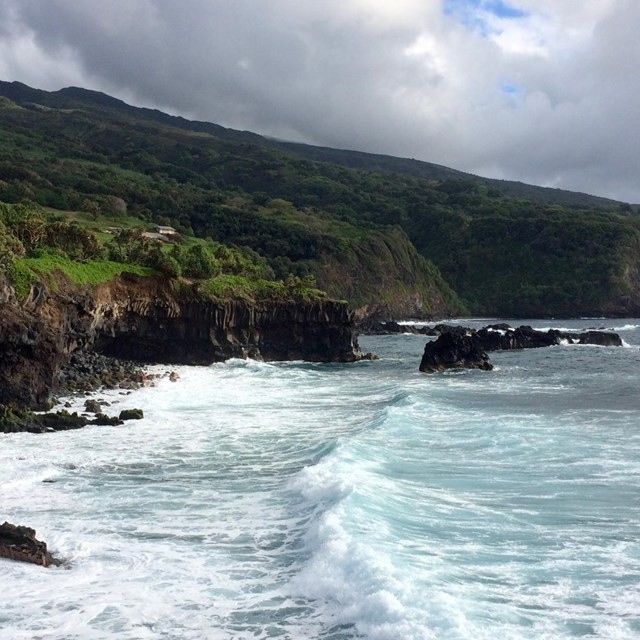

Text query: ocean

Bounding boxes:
[2,319,640,640]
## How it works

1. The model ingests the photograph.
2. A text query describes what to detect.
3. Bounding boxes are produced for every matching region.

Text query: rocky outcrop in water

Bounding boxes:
[418,324,622,373]
[0,274,363,411]
[474,325,622,350]
[0,522,53,567]
[419,332,493,373]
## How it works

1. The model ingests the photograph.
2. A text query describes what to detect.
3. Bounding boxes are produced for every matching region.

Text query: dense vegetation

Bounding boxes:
[0,201,328,303]
[0,80,638,317]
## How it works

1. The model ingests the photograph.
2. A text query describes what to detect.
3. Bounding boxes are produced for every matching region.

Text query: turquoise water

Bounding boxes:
[1,319,639,639]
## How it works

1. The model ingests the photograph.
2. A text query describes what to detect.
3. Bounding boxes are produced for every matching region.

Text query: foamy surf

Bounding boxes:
[2,320,640,639]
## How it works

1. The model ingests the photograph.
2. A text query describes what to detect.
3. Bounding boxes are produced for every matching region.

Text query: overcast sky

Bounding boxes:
[0,0,638,202]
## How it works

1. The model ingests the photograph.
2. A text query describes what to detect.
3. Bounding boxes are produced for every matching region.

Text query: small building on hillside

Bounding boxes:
[154,225,177,236]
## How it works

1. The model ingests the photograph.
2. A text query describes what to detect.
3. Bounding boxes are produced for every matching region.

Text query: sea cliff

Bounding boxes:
[0,273,362,410]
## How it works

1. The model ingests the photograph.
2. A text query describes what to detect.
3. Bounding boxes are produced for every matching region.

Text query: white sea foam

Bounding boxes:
[609,323,640,331]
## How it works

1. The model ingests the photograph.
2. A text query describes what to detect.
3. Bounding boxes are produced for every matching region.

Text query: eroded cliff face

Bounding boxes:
[0,274,362,409]
[91,276,360,364]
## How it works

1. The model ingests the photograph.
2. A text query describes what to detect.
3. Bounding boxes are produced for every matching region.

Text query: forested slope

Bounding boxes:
[1,80,639,317]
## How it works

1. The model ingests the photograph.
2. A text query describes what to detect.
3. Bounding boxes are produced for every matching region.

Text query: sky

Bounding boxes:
[0,0,638,202]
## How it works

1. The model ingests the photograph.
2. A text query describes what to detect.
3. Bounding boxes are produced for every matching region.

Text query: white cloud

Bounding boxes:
[0,0,638,201]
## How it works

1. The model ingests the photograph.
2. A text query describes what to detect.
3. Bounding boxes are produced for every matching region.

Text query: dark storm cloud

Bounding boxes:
[0,0,638,202]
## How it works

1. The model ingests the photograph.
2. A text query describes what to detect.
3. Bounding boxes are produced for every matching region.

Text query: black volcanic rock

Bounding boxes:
[475,325,561,351]
[0,522,53,567]
[471,325,622,352]
[119,408,144,421]
[419,332,493,373]
[418,323,622,374]
[92,413,124,426]
[362,320,426,334]
[577,330,622,346]
[0,303,62,410]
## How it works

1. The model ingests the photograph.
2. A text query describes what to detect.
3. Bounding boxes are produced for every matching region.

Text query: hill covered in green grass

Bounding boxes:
[1,80,639,317]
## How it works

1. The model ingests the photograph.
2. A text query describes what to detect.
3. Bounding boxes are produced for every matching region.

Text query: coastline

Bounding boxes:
[0,273,364,415]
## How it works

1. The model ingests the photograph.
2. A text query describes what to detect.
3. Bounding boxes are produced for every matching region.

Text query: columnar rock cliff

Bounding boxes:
[0,274,362,410]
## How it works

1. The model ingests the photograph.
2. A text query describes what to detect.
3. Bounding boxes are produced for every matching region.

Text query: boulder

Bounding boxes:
[38,410,88,432]
[511,326,562,349]
[0,522,53,567]
[84,399,102,414]
[119,408,144,420]
[431,324,469,336]
[419,332,493,373]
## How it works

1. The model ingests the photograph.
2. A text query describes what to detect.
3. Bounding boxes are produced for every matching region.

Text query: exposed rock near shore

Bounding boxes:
[364,319,623,344]
[419,324,622,373]
[419,332,493,373]
[0,274,363,411]
[58,351,148,395]
[475,325,622,350]
[0,405,133,434]
[0,522,53,567]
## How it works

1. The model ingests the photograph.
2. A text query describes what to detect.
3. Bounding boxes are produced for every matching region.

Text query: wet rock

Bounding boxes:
[38,411,88,432]
[84,399,102,414]
[456,325,622,352]
[0,405,130,433]
[485,323,511,332]
[0,522,53,567]
[119,408,144,421]
[419,332,493,373]
[0,406,87,434]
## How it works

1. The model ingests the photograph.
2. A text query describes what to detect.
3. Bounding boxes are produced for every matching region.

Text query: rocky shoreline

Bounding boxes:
[57,350,149,396]
[0,273,364,413]
[0,346,176,434]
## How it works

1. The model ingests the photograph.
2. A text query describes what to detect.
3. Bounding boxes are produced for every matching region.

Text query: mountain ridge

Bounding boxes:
[1,80,620,208]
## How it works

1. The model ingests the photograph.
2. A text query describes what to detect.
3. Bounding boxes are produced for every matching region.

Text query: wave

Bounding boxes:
[287,451,428,638]
[608,323,640,332]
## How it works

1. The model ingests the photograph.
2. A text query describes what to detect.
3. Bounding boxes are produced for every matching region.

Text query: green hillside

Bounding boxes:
[0,80,639,317]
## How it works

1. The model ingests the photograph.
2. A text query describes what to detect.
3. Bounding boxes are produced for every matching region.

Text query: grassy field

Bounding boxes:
[11,255,155,298]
